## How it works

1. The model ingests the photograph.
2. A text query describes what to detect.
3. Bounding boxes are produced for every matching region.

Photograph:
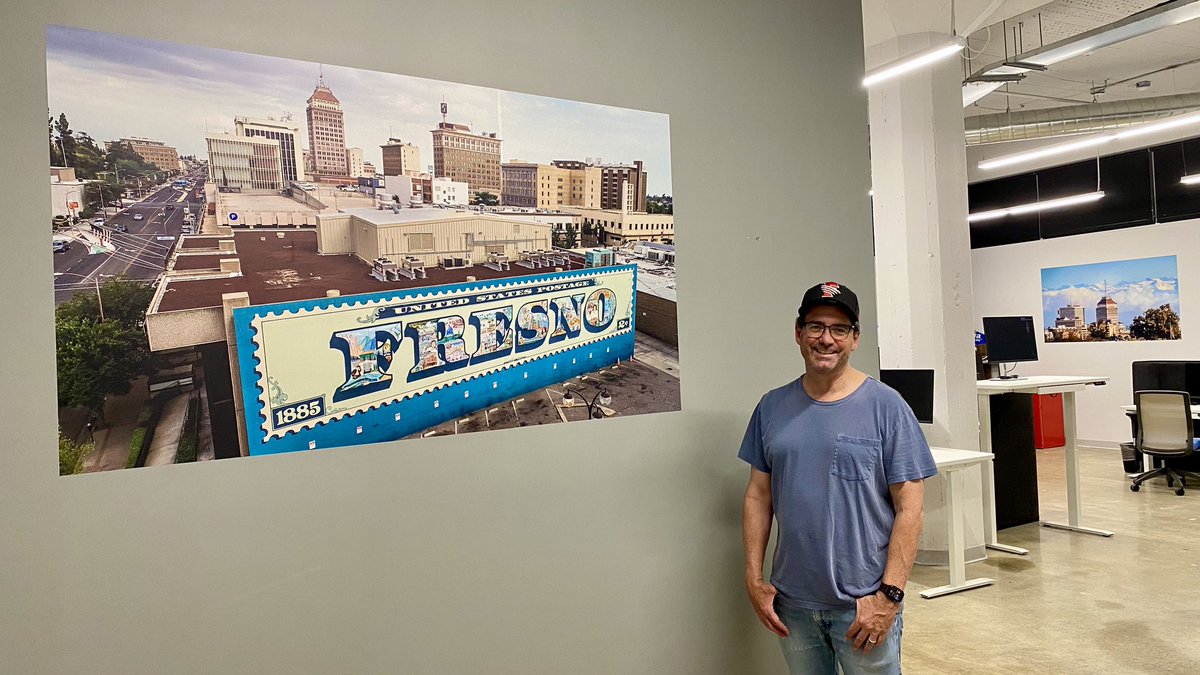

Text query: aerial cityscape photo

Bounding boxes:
[48,25,679,475]
[1041,255,1182,343]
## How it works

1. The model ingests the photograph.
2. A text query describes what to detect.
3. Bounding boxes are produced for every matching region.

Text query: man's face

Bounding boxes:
[796,305,860,375]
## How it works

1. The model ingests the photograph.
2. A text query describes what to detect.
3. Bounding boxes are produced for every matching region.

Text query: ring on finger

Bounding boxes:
[868,637,878,644]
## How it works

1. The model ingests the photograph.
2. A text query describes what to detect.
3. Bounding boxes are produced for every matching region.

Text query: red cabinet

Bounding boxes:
[1033,393,1066,449]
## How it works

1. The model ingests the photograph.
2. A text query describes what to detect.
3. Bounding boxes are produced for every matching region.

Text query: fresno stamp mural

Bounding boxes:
[236,267,636,454]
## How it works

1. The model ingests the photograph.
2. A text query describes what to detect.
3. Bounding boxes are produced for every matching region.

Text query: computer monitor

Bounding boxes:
[1187,363,1200,405]
[879,369,935,424]
[982,316,1038,379]
[1134,361,1200,405]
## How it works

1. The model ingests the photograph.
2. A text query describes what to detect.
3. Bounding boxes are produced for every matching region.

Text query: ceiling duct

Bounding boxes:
[965,93,1200,145]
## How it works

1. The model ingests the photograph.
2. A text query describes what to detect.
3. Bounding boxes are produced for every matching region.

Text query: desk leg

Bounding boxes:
[1041,391,1114,537]
[920,467,994,599]
[978,394,1028,555]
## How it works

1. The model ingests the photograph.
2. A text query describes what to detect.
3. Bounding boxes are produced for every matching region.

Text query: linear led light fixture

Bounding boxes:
[977,136,1112,171]
[977,110,1200,171]
[1182,174,1200,185]
[863,38,965,87]
[968,73,1027,83]
[1003,61,1048,72]
[967,191,1105,223]
[963,0,1200,107]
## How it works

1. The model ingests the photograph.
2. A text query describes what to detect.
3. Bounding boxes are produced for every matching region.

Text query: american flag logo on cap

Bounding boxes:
[820,282,841,298]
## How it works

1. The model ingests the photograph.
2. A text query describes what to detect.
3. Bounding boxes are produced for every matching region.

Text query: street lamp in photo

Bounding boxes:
[54,272,112,321]
[561,386,613,420]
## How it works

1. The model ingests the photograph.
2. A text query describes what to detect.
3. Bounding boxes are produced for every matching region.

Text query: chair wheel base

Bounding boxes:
[1176,488,1186,496]
[1131,484,1140,492]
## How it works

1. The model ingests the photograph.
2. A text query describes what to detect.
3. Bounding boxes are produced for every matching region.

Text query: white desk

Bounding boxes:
[1120,404,1200,471]
[977,375,1112,538]
[922,447,997,599]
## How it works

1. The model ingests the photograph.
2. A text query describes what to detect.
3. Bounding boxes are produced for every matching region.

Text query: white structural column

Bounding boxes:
[867,32,984,565]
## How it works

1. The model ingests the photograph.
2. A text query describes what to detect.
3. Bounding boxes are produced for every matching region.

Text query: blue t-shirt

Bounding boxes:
[738,376,937,610]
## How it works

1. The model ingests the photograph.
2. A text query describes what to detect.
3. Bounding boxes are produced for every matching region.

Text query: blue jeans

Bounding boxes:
[775,602,903,674]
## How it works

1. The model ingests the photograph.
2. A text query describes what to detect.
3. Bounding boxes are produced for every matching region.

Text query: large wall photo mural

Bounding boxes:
[49,25,679,475]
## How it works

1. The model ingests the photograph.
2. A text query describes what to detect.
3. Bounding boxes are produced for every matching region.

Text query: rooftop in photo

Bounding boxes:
[153,229,593,313]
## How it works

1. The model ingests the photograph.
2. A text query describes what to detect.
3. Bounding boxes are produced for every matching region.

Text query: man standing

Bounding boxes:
[739,281,936,674]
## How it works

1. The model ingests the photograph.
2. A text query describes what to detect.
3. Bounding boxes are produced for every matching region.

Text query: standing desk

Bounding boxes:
[923,447,997,599]
[1121,404,1200,471]
[977,376,1111,539]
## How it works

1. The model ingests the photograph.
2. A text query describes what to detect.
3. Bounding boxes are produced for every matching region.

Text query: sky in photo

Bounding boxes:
[46,25,673,195]
[1041,255,1181,326]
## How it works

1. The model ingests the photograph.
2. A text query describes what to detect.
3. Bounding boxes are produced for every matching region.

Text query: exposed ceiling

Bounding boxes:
[964,0,1200,117]
[863,0,1200,137]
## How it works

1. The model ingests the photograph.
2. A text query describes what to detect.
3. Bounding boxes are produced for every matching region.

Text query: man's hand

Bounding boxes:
[846,592,898,653]
[745,578,789,637]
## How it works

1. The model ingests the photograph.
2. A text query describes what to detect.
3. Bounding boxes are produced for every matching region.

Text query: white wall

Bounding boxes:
[971,218,1200,446]
[0,1,876,673]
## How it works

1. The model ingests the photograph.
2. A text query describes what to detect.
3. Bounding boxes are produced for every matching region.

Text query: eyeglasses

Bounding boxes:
[801,322,857,340]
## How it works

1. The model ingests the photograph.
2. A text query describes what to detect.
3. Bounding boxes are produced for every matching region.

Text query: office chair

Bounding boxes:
[1130,391,1200,496]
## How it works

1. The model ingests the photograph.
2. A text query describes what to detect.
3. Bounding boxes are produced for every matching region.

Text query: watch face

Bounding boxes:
[881,584,904,603]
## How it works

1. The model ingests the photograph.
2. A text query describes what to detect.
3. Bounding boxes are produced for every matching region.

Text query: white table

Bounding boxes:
[922,447,998,599]
[1120,404,1200,471]
[978,375,1111,538]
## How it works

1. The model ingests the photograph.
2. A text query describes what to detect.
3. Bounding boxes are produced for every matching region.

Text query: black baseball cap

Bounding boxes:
[799,281,860,325]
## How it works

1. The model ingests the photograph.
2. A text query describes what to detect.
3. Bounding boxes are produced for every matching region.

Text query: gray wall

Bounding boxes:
[0,1,875,672]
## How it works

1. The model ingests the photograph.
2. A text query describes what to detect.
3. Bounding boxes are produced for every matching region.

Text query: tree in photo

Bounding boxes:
[53,112,77,167]
[59,433,93,476]
[1129,304,1181,340]
[56,316,151,416]
[475,191,499,206]
[57,274,155,329]
[55,276,156,418]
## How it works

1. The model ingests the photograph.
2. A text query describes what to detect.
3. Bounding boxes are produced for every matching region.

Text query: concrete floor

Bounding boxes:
[902,446,1200,674]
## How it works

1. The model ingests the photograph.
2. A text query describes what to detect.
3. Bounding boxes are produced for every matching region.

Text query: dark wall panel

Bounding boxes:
[967,173,1040,248]
[970,140,1181,249]
[1153,137,1200,222]
[1039,151,1153,239]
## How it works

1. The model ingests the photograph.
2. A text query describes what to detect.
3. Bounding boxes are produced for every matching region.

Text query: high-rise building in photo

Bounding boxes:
[119,137,181,172]
[381,138,421,177]
[431,110,502,197]
[346,147,365,178]
[206,133,284,191]
[599,160,646,212]
[306,74,348,179]
[502,162,600,209]
[1096,295,1118,323]
[235,116,305,183]
[552,159,647,212]
[1055,304,1086,330]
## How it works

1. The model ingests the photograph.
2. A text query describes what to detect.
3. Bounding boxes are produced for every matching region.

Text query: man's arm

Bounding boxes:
[743,467,788,637]
[846,479,925,653]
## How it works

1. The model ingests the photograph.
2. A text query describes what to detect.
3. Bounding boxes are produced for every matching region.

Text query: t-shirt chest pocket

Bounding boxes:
[831,434,881,481]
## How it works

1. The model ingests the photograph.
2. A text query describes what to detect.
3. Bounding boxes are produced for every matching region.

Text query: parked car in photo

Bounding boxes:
[52,240,70,253]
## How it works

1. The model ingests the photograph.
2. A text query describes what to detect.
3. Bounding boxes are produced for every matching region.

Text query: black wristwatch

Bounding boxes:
[878,583,904,604]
